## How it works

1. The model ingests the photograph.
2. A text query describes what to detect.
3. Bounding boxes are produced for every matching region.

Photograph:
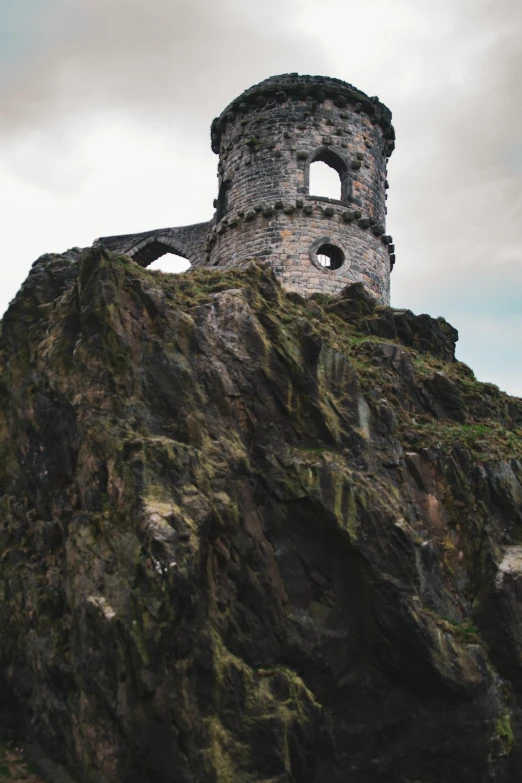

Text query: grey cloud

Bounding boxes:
[0,0,326,196]
[388,0,522,318]
[0,0,325,137]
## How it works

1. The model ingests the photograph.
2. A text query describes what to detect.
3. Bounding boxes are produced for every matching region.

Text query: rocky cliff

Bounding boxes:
[0,248,522,783]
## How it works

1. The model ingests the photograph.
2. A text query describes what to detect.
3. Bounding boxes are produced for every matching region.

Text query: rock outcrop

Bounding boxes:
[0,248,521,782]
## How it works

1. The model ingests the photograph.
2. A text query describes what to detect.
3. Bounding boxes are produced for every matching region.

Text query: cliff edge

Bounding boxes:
[0,248,522,782]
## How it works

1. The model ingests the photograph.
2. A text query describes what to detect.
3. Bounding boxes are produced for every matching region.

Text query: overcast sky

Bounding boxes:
[1,0,521,395]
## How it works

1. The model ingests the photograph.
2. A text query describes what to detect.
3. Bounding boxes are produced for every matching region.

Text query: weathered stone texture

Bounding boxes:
[2,252,522,783]
[96,73,395,303]
[210,206,390,302]
[96,221,211,268]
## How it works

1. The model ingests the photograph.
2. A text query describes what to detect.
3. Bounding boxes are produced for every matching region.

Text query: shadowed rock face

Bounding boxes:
[0,248,522,783]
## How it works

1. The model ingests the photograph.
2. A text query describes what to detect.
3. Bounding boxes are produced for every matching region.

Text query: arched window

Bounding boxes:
[308,149,349,202]
[309,161,342,200]
[316,243,344,271]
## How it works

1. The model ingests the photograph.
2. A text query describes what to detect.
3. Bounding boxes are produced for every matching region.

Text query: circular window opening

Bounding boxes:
[316,243,344,271]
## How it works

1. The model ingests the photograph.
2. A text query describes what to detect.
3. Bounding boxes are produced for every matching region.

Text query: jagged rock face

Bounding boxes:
[1,249,522,783]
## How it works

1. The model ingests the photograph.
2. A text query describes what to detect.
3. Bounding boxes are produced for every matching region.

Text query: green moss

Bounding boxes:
[424,610,483,646]
[497,714,514,755]
[402,417,522,462]
[445,620,481,645]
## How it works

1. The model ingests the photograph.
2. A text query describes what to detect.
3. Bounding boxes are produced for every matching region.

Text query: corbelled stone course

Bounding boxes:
[96,73,395,303]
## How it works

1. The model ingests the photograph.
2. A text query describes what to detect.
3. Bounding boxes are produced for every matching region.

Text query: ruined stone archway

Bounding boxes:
[95,220,212,270]
[126,236,193,268]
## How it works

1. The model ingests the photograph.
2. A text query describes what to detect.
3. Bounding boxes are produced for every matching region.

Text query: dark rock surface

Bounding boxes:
[1,249,522,782]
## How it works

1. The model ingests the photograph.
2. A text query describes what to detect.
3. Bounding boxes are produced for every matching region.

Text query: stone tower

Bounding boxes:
[97,73,396,303]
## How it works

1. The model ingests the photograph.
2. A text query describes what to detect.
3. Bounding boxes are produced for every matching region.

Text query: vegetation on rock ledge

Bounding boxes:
[0,249,521,783]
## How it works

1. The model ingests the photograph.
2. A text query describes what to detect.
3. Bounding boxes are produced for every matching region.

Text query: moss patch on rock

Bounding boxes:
[0,250,521,782]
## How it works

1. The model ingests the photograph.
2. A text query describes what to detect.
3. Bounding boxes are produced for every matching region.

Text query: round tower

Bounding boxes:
[96,73,396,303]
[208,73,395,303]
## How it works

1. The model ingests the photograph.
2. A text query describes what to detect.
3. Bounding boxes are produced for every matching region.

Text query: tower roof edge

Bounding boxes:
[210,73,394,155]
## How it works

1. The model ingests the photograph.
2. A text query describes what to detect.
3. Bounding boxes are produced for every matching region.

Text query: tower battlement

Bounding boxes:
[96,73,396,303]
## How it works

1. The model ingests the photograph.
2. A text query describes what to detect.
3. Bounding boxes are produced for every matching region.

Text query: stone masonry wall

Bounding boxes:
[214,81,388,225]
[208,200,390,302]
